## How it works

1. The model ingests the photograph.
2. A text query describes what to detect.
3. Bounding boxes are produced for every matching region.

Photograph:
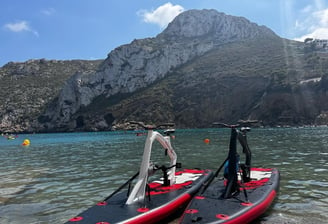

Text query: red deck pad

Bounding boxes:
[242,178,270,190]
[251,168,272,172]
[148,181,193,195]
[175,169,205,175]
[223,177,270,190]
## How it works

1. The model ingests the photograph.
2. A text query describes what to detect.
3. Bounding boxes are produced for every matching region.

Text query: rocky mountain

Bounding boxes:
[1,9,328,133]
[0,59,103,132]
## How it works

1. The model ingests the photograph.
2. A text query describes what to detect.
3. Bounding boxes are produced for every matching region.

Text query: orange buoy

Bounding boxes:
[204,138,210,144]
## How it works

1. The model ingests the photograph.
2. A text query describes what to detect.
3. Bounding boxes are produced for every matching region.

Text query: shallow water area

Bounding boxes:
[0,127,327,223]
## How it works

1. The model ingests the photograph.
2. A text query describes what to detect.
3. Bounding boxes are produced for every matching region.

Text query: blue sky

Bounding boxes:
[1,0,328,67]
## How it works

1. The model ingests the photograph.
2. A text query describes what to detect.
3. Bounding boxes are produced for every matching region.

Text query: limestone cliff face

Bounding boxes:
[41,9,277,130]
[159,9,275,39]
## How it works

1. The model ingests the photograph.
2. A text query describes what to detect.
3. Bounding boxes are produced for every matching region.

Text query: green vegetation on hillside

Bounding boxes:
[0,59,103,132]
[76,38,328,128]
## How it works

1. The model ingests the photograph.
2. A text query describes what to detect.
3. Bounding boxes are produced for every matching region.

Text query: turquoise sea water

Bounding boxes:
[0,127,327,223]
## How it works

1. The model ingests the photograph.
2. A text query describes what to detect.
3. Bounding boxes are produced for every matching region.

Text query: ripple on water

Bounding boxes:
[287,179,328,188]
[314,168,327,172]
[0,203,62,224]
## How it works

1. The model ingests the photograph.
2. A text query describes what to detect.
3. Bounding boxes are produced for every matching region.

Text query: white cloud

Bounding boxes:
[301,5,313,13]
[4,21,39,37]
[314,8,328,25]
[5,21,30,32]
[138,2,184,29]
[41,8,56,16]
[294,5,328,41]
[295,28,328,41]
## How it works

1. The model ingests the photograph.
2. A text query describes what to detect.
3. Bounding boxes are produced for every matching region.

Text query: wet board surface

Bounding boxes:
[180,168,280,224]
[66,169,213,224]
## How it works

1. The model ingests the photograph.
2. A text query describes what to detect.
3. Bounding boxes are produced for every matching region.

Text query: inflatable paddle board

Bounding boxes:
[180,123,280,224]
[66,122,213,224]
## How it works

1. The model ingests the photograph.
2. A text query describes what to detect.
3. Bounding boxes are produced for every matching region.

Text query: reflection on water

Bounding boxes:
[0,128,327,223]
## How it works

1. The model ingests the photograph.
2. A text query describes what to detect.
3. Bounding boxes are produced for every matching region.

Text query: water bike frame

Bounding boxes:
[126,122,178,204]
[207,122,253,198]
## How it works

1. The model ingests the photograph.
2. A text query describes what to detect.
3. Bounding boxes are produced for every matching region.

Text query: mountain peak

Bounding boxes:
[159,9,277,40]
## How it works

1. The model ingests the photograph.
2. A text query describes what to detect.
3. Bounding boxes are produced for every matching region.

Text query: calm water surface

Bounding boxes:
[0,128,327,223]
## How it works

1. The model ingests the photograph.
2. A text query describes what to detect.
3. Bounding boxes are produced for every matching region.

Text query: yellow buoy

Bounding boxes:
[22,139,30,146]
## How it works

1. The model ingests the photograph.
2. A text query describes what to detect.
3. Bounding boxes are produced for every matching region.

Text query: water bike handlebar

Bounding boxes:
[212,122,239,129]
[212,122,252,132]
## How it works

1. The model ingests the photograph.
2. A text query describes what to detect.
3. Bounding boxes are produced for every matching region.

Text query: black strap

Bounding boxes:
[103,171,139,201]
[200,156,228,194]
